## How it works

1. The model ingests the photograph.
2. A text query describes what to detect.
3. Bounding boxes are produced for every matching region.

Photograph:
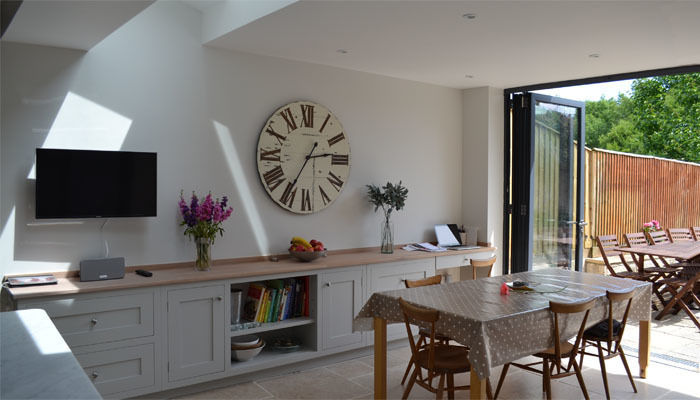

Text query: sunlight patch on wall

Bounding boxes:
[213,121,270,255]
[27,92,132,179]
[1,207,71,274]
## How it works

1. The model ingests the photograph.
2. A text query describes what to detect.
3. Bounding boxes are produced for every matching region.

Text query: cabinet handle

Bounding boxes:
[326,282,331,287]
[91,371,99,380]
[90,318,98,326]
[216,296,223,301]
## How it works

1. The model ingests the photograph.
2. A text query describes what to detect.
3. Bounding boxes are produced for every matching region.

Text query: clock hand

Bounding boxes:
[308,153,332,159]
[292,142,318,185]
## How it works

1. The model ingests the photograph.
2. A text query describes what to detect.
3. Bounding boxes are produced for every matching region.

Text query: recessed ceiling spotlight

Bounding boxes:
[465,74,474,79]
[337,49,348,54]
[588,53,600,58]
[462,13,477,20]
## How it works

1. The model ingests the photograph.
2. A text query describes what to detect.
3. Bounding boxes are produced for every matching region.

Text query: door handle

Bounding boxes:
[91,371,99,380]
[216,296,223,301]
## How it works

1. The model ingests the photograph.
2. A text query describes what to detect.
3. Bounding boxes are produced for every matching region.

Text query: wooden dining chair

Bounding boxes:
[494,298,594,400]
[596,235,651,279]
[668,228,694,242]
[691,226,700,241]
[624,232,677,272]
[579,290,637,400]
[470,256,497,280]
[647,229,672,244]
[399,298,489,400]
[655,267,700,330]
[401,275,450,385]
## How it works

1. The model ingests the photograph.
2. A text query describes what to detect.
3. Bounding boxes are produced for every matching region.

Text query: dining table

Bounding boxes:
[615,241,700,329]
[354,268,652,399]
[614,241,700,273]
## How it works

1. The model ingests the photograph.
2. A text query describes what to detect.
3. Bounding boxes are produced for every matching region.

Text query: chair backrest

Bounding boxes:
[668,228,694,242]
[691,226,700,241]
[470,256,497,280]
[596,235,634,274]
[647,230,671,244]
[399,298,439,379]
[404,275,442,288]
[604,289,635,343]
[549,298,596,371]
[624,232,647,247]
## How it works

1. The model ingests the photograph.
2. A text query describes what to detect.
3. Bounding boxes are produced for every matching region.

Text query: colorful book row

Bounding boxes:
[242,276,310,323]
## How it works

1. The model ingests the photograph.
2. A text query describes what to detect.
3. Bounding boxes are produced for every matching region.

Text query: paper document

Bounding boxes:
[402,242,447,252]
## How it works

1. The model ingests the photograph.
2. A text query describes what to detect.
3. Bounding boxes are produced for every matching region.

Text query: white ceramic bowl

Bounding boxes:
[231,341,264,362]
[231,335,260,347]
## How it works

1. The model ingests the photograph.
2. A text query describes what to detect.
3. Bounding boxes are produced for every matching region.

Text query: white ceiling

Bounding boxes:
[204,0,700,89]
[1,0,154,51]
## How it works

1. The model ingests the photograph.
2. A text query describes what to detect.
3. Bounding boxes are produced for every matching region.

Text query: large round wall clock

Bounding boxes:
[256,101,351,214]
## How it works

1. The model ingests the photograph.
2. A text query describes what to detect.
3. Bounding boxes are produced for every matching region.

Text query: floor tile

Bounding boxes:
[174,381,273,400]
[256,367,370,399]
[325,359,373,379]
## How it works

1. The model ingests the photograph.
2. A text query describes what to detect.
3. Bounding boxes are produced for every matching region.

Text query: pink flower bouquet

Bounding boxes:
[642,219,661,233]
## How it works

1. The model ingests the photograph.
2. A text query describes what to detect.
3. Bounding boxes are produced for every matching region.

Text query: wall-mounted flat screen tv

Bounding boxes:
[36,149,157,219]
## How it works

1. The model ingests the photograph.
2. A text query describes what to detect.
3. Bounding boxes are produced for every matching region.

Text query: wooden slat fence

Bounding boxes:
[587,148,700,253]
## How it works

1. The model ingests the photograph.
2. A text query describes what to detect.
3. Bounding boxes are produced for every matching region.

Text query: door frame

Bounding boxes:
[505,92,585,273]
[501,64,700,275]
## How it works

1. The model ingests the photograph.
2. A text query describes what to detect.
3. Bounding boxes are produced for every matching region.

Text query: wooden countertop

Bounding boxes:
[6,246,495,300]
[0,309,101,399]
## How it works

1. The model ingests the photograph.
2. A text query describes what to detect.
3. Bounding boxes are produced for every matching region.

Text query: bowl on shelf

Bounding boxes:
[231,339,264,362]
[231,334,260,347]
[288,249,326,262]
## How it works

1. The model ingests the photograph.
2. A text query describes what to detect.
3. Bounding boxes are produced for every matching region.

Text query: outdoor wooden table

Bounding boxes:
[614,242,700,273]
[354,269,652,399]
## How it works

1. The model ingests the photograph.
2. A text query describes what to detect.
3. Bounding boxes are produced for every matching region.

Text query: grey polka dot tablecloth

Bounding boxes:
[354,269,651,380]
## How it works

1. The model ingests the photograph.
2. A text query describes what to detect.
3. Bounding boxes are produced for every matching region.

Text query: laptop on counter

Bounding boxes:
[434,224,480,250]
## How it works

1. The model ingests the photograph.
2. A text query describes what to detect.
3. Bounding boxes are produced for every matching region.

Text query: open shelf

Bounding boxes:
[229,317,314,337]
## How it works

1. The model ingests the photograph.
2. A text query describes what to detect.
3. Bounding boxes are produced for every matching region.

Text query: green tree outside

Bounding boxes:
[584,72,700,163]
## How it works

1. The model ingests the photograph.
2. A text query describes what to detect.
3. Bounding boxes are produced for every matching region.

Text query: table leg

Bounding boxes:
[374,317,387,399]
[470,370,487,399]
[639,320,650,378]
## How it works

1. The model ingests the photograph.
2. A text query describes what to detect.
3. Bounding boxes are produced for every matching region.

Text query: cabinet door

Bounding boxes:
[321,268,363,350]
[167,285,225,381]
[368,259,435,340]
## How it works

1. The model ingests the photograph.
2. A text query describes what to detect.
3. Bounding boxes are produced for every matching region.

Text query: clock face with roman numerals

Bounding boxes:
[256,101,351,214]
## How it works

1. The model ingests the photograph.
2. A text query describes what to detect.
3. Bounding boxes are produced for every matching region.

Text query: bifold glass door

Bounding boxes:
[508,93,586,272]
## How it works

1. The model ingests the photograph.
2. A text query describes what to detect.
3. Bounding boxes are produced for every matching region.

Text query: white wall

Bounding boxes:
[462,87,504,273]
[0,1,464,276]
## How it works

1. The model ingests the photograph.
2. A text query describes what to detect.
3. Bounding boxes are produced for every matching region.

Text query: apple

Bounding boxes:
[310,239,318,246]
[313,245,324,252]
[294,244,306,252]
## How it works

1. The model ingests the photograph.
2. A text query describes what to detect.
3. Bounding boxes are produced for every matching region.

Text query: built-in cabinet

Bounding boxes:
[13,248,494,398]
[17,288,161,398]
[320,267,363,350]
[166,284,226,382]
[368,258,435,340]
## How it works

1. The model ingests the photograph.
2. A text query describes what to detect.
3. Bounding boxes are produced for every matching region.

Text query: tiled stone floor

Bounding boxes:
[175,310,698,400]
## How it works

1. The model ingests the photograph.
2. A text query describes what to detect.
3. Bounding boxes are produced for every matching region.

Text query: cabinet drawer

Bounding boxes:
[435,251,494,269]
[29,292,155,347]
[435,254,470,269]
[369,258,435,293]
[76,343,155,396]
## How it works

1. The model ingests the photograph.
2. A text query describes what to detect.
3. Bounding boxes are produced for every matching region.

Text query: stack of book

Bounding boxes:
[242,277,310,323]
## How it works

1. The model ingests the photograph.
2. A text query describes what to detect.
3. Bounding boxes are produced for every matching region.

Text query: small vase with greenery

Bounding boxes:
[366,181,408,254]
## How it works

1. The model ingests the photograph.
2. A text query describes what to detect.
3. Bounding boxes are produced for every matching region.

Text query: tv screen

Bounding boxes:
[36,149,157,219]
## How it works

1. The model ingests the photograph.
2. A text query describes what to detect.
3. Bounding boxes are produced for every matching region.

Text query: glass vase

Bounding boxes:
[380,218,394,254]
[194,237,212,271]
